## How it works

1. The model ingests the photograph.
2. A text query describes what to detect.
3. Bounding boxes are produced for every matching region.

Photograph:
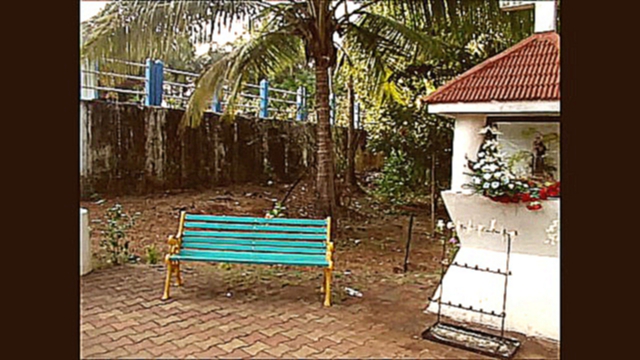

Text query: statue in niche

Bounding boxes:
[532,133,547,178]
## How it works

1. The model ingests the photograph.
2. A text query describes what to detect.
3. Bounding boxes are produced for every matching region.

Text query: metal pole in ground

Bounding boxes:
[403,214,415,273]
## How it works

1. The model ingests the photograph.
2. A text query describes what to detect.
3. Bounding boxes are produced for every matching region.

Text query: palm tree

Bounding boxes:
[82,0,534,218]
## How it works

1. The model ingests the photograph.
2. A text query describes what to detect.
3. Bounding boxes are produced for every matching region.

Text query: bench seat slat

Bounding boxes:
[185,214,327,226]
[181,242,326,254]
[170,249,329,267]
[182,237,326,248]
[183,230,326,241]
[183,222,327,233]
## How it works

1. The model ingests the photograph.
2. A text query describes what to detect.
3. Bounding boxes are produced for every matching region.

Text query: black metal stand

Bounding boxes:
[422,227,521,359]
[403,214,415,273]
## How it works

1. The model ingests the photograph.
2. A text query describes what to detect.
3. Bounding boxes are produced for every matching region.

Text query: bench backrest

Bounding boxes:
[177,213,330,256]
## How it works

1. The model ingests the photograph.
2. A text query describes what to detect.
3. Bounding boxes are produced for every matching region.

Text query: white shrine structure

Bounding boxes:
[422,1,560,340]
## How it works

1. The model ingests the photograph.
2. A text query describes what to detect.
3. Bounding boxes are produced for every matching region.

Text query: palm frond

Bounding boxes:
[182,29,304,129]
[82,0,263,64]
[181,55,231,130]
[342,11,448,104]
[371,0,533,44]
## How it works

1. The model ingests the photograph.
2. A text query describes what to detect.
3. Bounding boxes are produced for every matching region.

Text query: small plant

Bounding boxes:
[266,202,286,218]
[99,204,138,265]
[218,263,233,270]
[436,220,460,265]
[145,244,160,265]
[447,233,461,264]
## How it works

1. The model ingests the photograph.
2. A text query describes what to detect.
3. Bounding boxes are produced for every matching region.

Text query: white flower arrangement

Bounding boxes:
[465,136,530,198]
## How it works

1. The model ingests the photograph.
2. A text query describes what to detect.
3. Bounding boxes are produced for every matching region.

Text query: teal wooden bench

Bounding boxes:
[162,212,335,306]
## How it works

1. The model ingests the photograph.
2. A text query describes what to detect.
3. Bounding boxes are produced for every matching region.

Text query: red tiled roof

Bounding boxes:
[422,31,560,104]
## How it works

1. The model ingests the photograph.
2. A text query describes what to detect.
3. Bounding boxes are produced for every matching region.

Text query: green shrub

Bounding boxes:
[99,204,138,265]
[145,244,160,265]
[374,149,416,204]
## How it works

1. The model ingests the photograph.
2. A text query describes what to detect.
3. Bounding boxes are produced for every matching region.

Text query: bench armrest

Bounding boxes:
[167,235,181,255]
[325,241,334,270]
[327,242,334,252]
[325,217,334,269]
[167,212,186,257]
[168,235,180,245]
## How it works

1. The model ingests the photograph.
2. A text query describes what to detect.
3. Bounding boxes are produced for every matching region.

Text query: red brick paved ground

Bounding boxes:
[81,264,559,359]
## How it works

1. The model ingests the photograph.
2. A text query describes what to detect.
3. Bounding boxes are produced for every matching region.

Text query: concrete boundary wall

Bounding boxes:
[80,100,370,197]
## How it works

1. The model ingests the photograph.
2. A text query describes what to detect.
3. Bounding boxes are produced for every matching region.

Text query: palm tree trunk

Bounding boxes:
[346,76,357,187]
[315,60,337,218]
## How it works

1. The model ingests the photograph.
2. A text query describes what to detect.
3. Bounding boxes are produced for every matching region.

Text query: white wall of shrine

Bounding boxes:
[425,110,561,341]
[449,115,486,192]
[427,245,559,339]
[426,192,560,339]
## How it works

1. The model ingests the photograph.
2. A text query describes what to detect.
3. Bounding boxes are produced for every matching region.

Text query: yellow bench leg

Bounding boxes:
[161,256,173,301]
[323,268,331,307]
[174,262,183,286]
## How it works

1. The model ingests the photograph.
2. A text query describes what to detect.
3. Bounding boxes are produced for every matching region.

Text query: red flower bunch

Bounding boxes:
[519,193,531,202]
[545,181,561,198]
[488,180,560,210]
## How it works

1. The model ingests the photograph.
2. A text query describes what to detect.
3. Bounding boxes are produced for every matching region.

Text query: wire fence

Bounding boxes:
[80,58,312,121]
[80,58,368,127]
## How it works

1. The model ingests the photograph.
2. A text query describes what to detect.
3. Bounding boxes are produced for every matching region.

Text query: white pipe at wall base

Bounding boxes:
[81,208,92,276]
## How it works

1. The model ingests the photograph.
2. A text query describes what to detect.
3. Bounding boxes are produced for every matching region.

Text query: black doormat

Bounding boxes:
[422,322,521,359]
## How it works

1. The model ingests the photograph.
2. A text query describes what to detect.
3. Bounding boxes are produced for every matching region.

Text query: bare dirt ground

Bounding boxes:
[81,180,560,359]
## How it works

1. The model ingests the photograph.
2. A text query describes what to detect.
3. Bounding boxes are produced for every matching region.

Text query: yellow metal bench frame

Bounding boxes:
[161,212,334,307]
